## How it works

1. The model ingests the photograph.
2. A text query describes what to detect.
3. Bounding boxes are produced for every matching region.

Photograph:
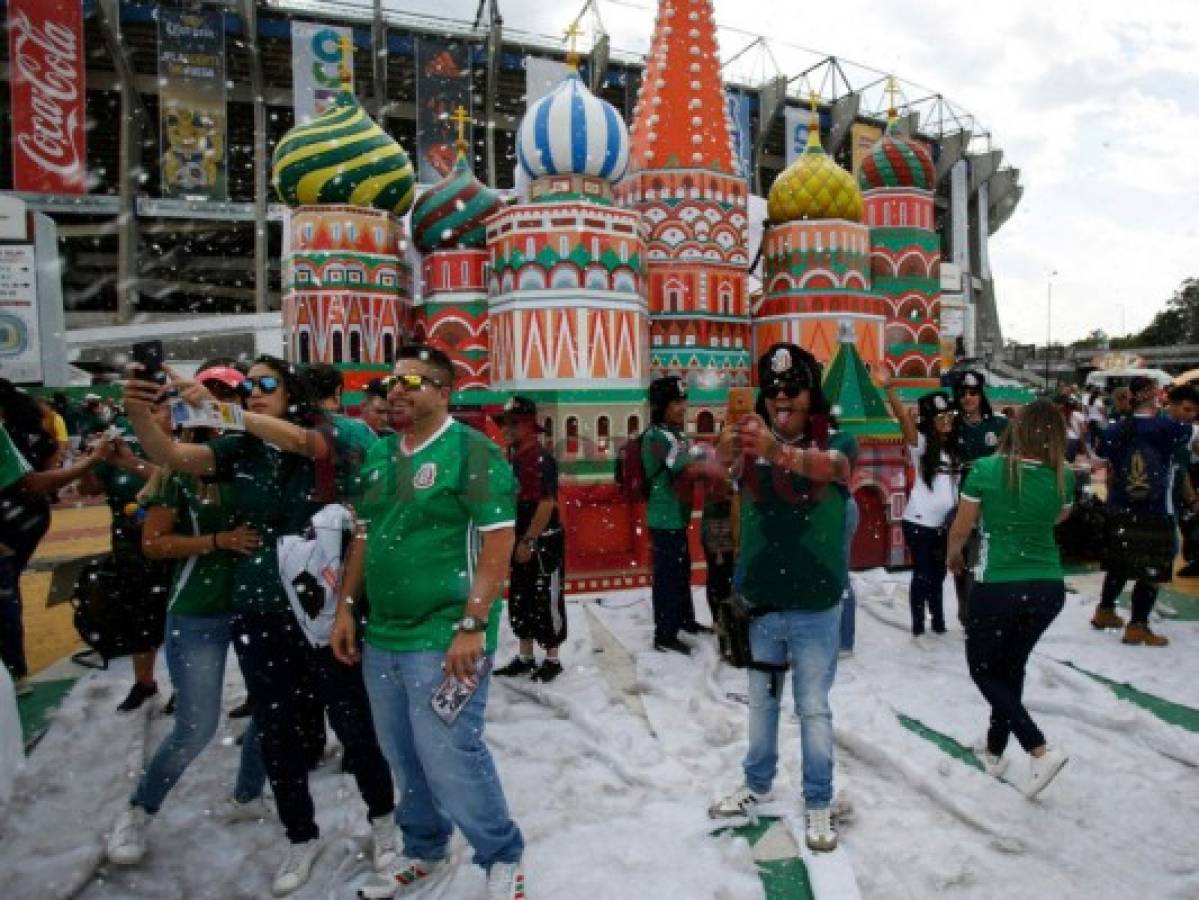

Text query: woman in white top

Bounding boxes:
[884,381,961,637]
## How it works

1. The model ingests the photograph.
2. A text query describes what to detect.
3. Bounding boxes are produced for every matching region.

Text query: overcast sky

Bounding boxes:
[384,0,1199,345]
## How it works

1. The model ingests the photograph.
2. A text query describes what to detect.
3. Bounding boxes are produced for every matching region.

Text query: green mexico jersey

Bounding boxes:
[735,431,858,612]
[209,433,323,615]
[642,424,694,531]
[961,454,1074,584]
[146,473,238,617]
[357,418,516,653]
[0,427,31,493]
[958,414,1008,464]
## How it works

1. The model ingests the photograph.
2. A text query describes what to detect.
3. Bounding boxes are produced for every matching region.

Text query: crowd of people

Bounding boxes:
[1,346,1196,896]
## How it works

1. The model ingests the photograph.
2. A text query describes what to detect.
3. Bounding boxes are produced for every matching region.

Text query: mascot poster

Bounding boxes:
[415,35,471,183]
[157,7,226,201]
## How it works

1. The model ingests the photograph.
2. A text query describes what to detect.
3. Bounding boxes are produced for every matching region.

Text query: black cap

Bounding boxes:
[649,376,687,408]
[758,343,819,390]
[952,369,986,397]
[493,395,544,430]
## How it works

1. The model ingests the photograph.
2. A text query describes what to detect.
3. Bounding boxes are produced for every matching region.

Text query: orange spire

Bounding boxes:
[629,0,737,174]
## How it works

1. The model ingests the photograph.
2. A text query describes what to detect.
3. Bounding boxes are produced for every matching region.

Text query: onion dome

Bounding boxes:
[516,71,630,182]
[859,119,936,191]
[410,113,503,252]
[271,91,416,216]
[767,109,862,223]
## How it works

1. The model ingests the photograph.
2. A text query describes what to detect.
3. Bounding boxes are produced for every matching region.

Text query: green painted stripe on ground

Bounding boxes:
[896,712,984,771]
[17,678,76,750]
[1059,660,1199,733]
[714,817,815,900]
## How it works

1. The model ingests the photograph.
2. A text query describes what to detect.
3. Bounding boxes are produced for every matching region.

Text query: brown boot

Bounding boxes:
[1091,606,1125,630]
[1122,622,1169,647]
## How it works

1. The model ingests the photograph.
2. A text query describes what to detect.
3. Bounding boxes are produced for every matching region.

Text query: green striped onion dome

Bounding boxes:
[272,91,416,215]
[410,151,503,252]
[858,121,936,191]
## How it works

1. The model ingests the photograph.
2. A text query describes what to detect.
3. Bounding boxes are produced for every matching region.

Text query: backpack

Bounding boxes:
[614,432,652,501]
[71,553,169,667]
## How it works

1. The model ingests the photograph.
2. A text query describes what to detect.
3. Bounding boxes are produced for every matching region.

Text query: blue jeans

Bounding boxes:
[840,498,859,651]
[132,614,266,814]
[743,605,840,808]
[363,646,523,868]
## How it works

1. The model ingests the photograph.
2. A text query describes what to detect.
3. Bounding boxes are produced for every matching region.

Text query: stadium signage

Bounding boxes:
[8,0,87,194]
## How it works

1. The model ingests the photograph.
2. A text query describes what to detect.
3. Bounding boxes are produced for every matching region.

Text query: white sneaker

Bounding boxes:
[220,796,274,824]
[13,676,32,697]
[485,861,526,900]
[708,784,773,819]
[357,857,448,899]
[804,806,837,852]
[271,838,323,897]
[1024,747,1068,799]
[107,805,149,865]
[979,750,1010,779]
[370,814,399,871]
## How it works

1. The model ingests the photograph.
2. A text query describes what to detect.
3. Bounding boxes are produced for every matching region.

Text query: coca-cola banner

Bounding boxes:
[157,7,227,200]
[8,0,88,194]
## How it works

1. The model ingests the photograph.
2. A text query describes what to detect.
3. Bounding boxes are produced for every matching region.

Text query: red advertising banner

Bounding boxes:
[8,0,87,194]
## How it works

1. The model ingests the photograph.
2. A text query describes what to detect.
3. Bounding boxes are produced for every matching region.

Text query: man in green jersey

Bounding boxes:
[949,370,1009,624]
[333,345,526,900]
[642,375,709,655]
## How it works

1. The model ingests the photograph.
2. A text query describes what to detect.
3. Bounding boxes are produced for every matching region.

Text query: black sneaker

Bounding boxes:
[531,659,563,683]
[228,699,253,719]
[653,637,692,656]
[494,656,538,677]
[116,681,158,713]
[681,622,714,635]
[163,692,177,715]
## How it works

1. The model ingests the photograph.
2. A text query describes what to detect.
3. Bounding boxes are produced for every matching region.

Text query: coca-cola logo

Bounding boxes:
[11,6,85,187]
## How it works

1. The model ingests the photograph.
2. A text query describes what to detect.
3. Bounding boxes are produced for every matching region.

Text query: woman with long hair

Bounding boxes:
[107,361,273,866]
[947,400,1073,799]
[884,380,961,638]
[708,343,855,853]
[121,355,395,897]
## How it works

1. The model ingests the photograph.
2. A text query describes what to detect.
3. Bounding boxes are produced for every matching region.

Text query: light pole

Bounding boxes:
[1044,270,1058,389]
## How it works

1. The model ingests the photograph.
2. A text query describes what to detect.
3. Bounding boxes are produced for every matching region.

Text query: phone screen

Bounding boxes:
[131,340,165,384]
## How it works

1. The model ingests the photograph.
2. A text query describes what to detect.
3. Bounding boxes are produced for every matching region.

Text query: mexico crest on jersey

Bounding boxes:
[413,461,437,489]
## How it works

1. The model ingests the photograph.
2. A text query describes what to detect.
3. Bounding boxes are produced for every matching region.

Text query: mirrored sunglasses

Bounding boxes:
[238,375,281,396]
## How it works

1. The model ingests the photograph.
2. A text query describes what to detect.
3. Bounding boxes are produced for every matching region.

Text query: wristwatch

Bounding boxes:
[453,615,487,634]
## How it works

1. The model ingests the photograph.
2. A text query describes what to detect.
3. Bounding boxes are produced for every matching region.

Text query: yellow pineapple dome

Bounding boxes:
[767,118,863,223]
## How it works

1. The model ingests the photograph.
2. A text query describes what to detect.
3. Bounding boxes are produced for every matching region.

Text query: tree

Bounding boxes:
[1111,278,1199,348]
[1070,328,1109,349]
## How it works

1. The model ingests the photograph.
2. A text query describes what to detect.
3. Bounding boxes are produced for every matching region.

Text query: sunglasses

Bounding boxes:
[763,380,804,399]
[238,376,281,396]
[384,373,444,392]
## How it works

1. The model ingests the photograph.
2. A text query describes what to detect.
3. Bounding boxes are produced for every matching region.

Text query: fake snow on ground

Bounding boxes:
[2,569,1198,899]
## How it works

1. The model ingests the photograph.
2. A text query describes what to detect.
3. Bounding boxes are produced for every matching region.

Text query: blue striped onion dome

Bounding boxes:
[516,71,629,182]
[272,91,416,215]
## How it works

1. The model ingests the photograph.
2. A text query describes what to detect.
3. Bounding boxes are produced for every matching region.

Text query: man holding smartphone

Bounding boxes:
[331,345,526,900]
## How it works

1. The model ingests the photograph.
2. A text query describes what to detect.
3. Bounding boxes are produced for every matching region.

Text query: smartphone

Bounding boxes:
[431,657,492,726]
[131,340,166,384]
[727,386,755,419]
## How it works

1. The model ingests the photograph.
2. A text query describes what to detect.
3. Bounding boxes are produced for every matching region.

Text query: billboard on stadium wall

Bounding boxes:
[415,36,472,183]
[725,89,753,180]
[784,106,814,166]
[158,7,227,201]
[292,21,354,124]
[8,0,87,194]
[850,122,883,179]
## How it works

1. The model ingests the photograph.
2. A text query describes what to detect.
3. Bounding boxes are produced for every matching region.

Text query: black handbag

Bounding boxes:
[717,594,755,669]
[71,552,170,666]
[1102,511,1176,583]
